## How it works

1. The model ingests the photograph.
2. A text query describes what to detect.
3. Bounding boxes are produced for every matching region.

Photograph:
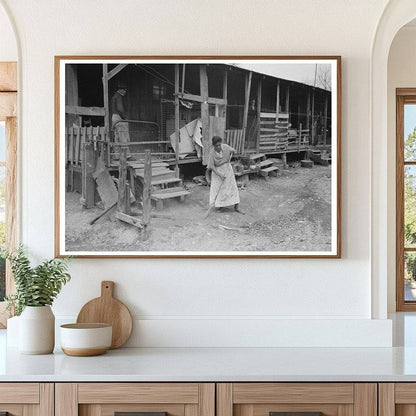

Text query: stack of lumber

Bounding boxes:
[258,112,289,152]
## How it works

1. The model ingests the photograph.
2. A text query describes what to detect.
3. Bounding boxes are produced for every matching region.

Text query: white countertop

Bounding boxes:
[1,328,416,382]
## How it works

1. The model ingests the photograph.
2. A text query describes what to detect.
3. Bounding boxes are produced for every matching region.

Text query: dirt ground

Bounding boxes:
[65,165,332,253]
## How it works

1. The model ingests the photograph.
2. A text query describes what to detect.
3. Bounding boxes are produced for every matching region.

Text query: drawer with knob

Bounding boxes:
[216,384,377,416]
[56,383,215,416]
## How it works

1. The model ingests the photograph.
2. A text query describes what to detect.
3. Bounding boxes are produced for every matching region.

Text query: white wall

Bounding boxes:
[387,25,416,312]
[0,3,17,61]
[0,0,393,346]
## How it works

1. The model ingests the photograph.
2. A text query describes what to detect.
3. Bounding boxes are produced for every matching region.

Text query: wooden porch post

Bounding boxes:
[102,64,111,166]
[66,64,79,127]
[307,92,311,143]
[256,78,262,153]
[285,86,290,113]
[220,69,228,119]
[181,63,186,94]
[200,64,210,164]
[275,80,280,121]
[117,146,128,213]
[323,95,328,145]
[142,149,152,240]
[311,89,316,145]
[242,71,252,149]
[174,64,180,175]
[80,139,95,210]
[102,64,110,135]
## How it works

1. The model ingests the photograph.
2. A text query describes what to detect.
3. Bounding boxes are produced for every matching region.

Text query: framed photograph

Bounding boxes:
[55,56,341,258]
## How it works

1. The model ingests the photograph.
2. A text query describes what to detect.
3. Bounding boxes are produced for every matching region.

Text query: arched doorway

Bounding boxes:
[371,0,416,319]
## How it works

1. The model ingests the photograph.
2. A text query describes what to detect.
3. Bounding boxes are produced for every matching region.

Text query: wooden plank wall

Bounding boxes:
[66,126,107,166]
[259,112,289,152]
[225,129,244,154]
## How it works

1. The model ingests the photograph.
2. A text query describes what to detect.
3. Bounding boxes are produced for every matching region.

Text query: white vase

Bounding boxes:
[19,306,55,354]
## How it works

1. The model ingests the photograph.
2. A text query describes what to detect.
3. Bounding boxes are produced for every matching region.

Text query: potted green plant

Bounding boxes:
[2,246,71,354]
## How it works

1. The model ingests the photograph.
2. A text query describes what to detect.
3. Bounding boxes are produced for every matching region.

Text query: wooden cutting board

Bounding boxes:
[76,281,133,349]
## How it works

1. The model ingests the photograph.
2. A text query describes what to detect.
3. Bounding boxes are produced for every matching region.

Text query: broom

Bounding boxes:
[204,164,231,218]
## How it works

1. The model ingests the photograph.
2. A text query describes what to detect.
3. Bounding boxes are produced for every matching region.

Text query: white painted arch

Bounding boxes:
[0,1,18,61]
[371,0,416,319]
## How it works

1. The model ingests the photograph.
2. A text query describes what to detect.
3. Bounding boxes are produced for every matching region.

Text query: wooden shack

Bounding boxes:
[65,62,332,172]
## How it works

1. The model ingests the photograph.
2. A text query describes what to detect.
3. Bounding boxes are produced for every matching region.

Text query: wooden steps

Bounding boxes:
[128,161,169,169]
[151,177,182,186]
[259,159,274,168]
[249,153,265,162]
[301,159,314,168]
[152,187,190,199]
[136,167,177,181]
[245,153,280,178]
[151,187,191,210]
[307,150,331,166]
[133,161,189,210]
[260,166,279,177]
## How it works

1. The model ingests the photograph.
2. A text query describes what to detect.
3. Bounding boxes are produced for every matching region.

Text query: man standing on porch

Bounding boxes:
[111,82,133,159]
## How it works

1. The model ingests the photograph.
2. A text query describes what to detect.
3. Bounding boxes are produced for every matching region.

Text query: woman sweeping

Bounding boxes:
[205,136,244,217]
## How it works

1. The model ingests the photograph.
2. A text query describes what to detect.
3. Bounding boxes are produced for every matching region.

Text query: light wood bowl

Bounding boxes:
[60,323,112,357]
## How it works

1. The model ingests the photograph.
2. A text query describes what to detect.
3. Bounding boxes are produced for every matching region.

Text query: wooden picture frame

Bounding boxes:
[396,88,416,311]
[0,61,18,327]
[55,56,341,258]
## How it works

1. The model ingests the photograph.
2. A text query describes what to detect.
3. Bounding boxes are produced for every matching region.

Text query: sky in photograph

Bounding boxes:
[405,104,416,139]
[235,63,331,89]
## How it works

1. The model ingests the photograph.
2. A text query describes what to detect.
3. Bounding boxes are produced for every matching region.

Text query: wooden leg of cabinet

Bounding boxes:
[39,383,54,416]
[354,384,377,416]
[379,384,395,416]
[56,383,78,416]
[200,384,215,416]
[217,384,233,416]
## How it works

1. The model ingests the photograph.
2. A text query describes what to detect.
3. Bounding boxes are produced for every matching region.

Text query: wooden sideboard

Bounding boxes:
[0,382,413,416]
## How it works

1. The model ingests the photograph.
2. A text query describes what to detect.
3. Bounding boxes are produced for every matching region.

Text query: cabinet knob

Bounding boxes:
[115,412,167,416]
[270,413,324,416]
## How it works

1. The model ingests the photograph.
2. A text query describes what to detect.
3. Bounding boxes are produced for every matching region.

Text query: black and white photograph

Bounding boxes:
[55,57,341,257]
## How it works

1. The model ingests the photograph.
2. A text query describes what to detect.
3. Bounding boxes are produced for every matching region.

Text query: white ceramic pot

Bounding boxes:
[60,323,112,356]
[19,306,55,354]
